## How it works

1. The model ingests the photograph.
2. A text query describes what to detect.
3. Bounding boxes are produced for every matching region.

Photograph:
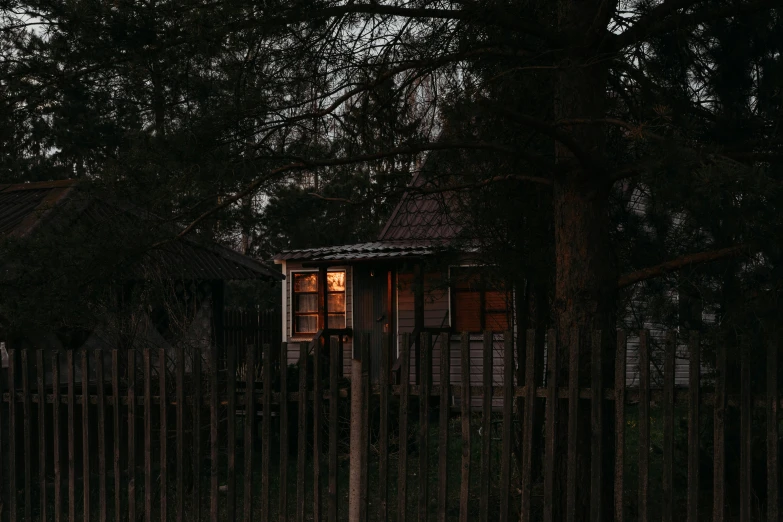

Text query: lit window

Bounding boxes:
[293,271,346,335]
[451,268,511,333]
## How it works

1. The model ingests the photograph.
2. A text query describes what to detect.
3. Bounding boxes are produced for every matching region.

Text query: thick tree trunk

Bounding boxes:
[552,1,618,520]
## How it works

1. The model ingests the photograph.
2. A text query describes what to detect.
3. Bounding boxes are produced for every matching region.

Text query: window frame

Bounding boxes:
[290,269,347,337]
[448,265,512,333]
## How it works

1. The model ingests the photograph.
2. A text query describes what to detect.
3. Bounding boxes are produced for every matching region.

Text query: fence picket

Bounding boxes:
[177,344,185,522]
[53,351,62,522]
[566,329,580,522]
[713,338,726,522]
[211,344,219,522]
[379,333,391,522]
[96,350,106,522]
[245,343,257,522]
[614,331,627,522]
[741,345,751,522]
[590,330,603,522]
[228,344,238,521]
[112,351,120,522]
[437,332,451,522]
[768,335,779,522]
[398,333,411,522]
[262,344,272,521]
[418,332,431,522]
[313,338,322,522]
[280,342,290,522]
[82,349,91,522]
[68,349,75,522]
[544,330,558,522]
[361,333,371,522]
[328,337,340,522]
[36,350,47,522]
[638,330,650,522]
[521,329,536,522]
[144,348,153,522]
[129,350,137,522]
[193,349,202,521]
[687,332,700,522]
[458,333,471,522]
[160,347,168,522]
[296,342,307,522]
[22,349,31,522]
[662,332,675,522]
[479,332,492,522]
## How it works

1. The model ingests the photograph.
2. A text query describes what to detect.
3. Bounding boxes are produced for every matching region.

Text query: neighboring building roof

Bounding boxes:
[378,171,461,242]
[273,240,449,263]
[0,180,282,281]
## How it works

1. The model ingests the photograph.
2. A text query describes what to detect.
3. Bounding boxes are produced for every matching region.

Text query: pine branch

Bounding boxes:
[617,243,758,289]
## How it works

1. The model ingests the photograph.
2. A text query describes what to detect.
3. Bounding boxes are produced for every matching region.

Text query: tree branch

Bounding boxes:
[617,243,759,289]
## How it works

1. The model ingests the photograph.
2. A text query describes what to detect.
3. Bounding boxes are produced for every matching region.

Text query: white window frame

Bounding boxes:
[289,268,348,338]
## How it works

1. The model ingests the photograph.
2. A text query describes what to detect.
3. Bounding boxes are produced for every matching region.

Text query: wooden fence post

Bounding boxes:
[349,335,364,522]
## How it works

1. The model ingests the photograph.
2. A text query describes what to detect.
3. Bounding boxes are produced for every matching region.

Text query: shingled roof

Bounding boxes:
[0,180,282,281]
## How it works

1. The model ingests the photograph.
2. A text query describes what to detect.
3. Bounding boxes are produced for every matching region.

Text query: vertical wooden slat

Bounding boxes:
[112,351,120,522]
[662,332,675,522]
[160,348,168,522]
[418,332,431,522]
[740,345,751,522]
[521,329,537,522]
[280,342,289,522]
[177,344,185,522]
[379,333,391,522]
[96,351,106,522]
[638,330,650,522]
[144,349,153,522]
[566,329,580,522]
[37,350,48,522]
[22,349,32,522]
[479,332,492,522]
[590,331,603,522]
[194,350,202,522]
[614,331,627,522]
[398,333,411,522]
[713,335,726,522]
[328,337,339,522]
[437,333,451,522]
[687,332,700,522]
[498,331,512,522]
[312,339,322,522]
[543,330,558,522]
[211,344,219,522]
[8,350,16,522]
[458,333,471,522]
[129,350,137,522]
[227,344,237,522]
[262,344,272,522]
[82,349,91,522]
[53,351,62,522]
[768,335,778,522]
[244,343,256,522]
[361,333,371,522]
[68,350,75,522]
[295,342,307,522]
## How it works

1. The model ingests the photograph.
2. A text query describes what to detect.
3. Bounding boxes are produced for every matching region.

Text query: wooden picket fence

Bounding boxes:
[0,329,779,521]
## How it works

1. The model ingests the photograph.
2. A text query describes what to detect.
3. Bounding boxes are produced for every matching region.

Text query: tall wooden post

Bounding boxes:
[349,336,365,522]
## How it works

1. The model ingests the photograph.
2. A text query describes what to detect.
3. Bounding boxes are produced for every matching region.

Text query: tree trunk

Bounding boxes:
[552,1,618,519]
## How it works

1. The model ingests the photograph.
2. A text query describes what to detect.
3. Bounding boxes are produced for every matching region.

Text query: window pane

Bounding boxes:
[296,294,318,313]
[294,273,317,292]
[327,293,345,313]
[328,314,346,329]
[485,291,510,312]
[295,315,318,334]
[327,271,345,292]
[486,313,509,332]
[455,291,482,332]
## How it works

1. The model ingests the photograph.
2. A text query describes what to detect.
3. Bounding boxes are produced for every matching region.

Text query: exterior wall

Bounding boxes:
[281,261,353,377]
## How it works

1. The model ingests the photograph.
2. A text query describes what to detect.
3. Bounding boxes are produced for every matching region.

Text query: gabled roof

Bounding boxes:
[378,170,461,242]
[0,180,282,281]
